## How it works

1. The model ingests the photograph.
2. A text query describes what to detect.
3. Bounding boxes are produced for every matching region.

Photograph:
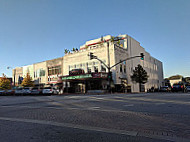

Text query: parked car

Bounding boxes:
[0,90,6,95]
[42,87,58,95]
[186,86,190,92]
[147,87,155,93]
[171,84,185,92]
[15,88,24,95]
[22,87,32,95]
[5,89,15,95]
[31,87,42,95]
[159,86,171,92]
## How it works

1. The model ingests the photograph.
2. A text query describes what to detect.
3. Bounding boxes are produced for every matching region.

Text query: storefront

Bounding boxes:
[60,72,108,93]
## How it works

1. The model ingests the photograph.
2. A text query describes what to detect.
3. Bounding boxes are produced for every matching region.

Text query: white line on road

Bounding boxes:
[88,96,190,105]
[0,116,137,136]
[123,104,134,107]
[89,106,100,109]
[155,103,166,105]
[0,117,189,142]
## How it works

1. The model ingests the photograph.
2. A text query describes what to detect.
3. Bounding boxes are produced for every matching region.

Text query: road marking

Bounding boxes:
[0,105,146,116]
[124,104,134,107]
[93,98,104,100]
[155,103,165,105]
[87,96,190,105]
[0,116,137,136]
[89,106,100,109]
[0,117,189,142]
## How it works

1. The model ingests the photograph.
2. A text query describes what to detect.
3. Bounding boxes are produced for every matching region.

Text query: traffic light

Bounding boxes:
[88,52,94,60]
[108,72,112,80]
[140,53,144,60]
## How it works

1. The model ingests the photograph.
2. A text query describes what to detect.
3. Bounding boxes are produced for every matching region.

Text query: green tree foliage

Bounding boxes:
[21,73,34,87]
[168,75,183,80]
[184,77,190,84]
[0,74,11,90]
[64,49,69,54]
[84,45,88,49]
[72,48,76,52]
[131,64,149,92]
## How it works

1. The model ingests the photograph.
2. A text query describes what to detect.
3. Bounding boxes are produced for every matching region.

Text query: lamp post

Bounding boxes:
[7,67,16,87]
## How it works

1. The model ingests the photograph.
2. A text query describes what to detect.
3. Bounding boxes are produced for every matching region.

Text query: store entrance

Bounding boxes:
[75,83,85,93]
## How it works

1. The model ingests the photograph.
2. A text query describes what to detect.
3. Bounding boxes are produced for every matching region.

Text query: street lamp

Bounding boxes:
[7,66,16,87]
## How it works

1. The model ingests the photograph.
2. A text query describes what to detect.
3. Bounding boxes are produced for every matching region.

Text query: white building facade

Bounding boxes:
[63,34,164,92]
[13,34,164,92]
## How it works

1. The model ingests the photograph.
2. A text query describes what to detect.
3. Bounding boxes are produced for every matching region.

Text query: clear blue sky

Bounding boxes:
[0,0,189,78]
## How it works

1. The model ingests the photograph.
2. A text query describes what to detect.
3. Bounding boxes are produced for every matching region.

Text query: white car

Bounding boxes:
[31,87,42,95]
[186,86,190,92]
[15,88,24,95]
[42,87,58,95]
[22,87,32,95]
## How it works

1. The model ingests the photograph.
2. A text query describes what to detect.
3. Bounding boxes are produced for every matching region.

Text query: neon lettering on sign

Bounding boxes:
[62,74,92,80]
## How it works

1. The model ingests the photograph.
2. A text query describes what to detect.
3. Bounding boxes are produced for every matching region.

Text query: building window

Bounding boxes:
[87,67,91,73]
[48,68,52,75]
[68,65,70,71]
[48,66,61,75]
[120,65,122,72]
[40,69,45,76]
[94,66,98,73]
[52,67,55,75]
[124,66,126,73]
[101,65,106,72]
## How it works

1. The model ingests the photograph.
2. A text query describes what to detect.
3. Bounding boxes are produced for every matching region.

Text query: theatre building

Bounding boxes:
[61,35,163,93]
[13,34,164,93]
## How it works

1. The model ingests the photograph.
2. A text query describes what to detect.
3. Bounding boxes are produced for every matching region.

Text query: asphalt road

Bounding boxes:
[0,92,190,142]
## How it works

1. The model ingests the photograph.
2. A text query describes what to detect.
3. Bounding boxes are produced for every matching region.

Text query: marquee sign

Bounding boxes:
[62,74,92,80]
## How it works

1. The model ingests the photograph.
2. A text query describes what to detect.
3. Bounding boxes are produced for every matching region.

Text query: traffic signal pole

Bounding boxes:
[107,41,112,93]
[110,54,144,69]
[88,36,144,93]
[88,51,144,93]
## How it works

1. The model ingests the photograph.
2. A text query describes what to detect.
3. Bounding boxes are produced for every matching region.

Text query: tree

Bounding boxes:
[64,49,69,54]
[168,75,183,80]
[0,74,11,90]
[21,73,34,87]
[84,45,87,49]
[184,77,190,84]
[72,48,76,52]
[131,64,149,92]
